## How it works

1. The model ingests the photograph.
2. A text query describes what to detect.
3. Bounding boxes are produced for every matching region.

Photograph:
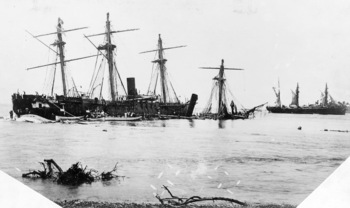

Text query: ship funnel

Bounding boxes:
[127,77,138,97]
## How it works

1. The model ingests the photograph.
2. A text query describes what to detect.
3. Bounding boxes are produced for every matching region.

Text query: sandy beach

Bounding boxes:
[56,200,296,208]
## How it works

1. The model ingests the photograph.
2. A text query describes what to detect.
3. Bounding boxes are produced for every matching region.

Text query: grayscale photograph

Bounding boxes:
[0,0,349,207]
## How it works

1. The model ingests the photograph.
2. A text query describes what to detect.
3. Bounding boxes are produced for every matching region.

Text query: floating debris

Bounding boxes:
[175,170,181,176]
[217,183,222,189]
[324,129,349,133]
[227,189,234,194]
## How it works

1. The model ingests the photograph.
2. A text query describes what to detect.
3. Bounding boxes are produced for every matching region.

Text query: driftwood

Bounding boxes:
[22,159,122,186]
[156,185,247,207]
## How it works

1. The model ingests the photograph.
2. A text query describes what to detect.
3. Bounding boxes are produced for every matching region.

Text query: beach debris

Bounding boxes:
[155,185,247,207]
[22,159,122,186]
[98,163,120,181]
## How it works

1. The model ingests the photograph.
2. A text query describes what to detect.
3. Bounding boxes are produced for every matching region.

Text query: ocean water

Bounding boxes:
[0,109,350,205]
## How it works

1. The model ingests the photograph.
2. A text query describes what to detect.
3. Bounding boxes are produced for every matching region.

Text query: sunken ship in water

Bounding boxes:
[266,82,346,115]
[12,13,197,121]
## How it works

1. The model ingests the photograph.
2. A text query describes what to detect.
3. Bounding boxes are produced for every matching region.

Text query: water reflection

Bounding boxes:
[188,119,195,128]
[218,120,226,129]
[126,122,136,127]
[161,121,166,127]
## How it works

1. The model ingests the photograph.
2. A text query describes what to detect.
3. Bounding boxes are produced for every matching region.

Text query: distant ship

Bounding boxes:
[266,82,346,115]
[12,13,197,121]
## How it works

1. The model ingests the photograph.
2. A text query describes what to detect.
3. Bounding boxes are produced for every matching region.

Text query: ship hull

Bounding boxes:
[12,93,197,120]
[266,106,346,115]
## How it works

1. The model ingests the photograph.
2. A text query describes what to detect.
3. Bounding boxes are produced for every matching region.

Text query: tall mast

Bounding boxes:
[56,18,67,96]
[200,59,243,114]
[324,83,328,105]
[157,35,167,103]
[296,83,299,107]
[26,20,91,97]
[85,13,138,101]
[273,79,281,107]
[106,13,117,101]
[140,34,186,103]
[218,60,225,113]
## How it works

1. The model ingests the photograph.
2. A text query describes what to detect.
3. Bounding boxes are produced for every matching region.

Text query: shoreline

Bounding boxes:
[55,200,297,208]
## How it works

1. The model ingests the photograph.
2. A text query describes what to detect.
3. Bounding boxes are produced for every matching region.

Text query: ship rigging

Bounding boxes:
[84,13,139,102]
[25,18,97,97]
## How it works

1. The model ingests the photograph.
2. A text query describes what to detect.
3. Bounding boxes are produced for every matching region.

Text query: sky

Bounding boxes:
[0,0,350,110]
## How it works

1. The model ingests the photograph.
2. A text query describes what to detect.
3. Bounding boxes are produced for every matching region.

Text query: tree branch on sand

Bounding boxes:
[155,185,247,207]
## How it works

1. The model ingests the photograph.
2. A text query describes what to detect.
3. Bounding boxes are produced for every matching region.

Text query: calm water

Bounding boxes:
[1,110,350,205]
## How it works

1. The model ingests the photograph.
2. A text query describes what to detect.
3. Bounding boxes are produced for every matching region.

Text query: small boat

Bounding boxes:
[87,116,142,121]
[55,116,84,121]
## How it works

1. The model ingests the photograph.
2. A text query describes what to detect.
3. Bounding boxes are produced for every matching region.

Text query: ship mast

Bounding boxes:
[56,18,68,96]
[200,59,243,114]
[85,13,138,101]
[272,79,281,107]
[25,19,96,96]
[105,13,117,101]
[324,83,328,106]
[140,34,186,103]
[296,83,299,107]
[157,35,167,103]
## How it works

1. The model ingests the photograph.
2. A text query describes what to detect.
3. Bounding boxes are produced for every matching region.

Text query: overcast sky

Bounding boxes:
[1,0,349,109]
